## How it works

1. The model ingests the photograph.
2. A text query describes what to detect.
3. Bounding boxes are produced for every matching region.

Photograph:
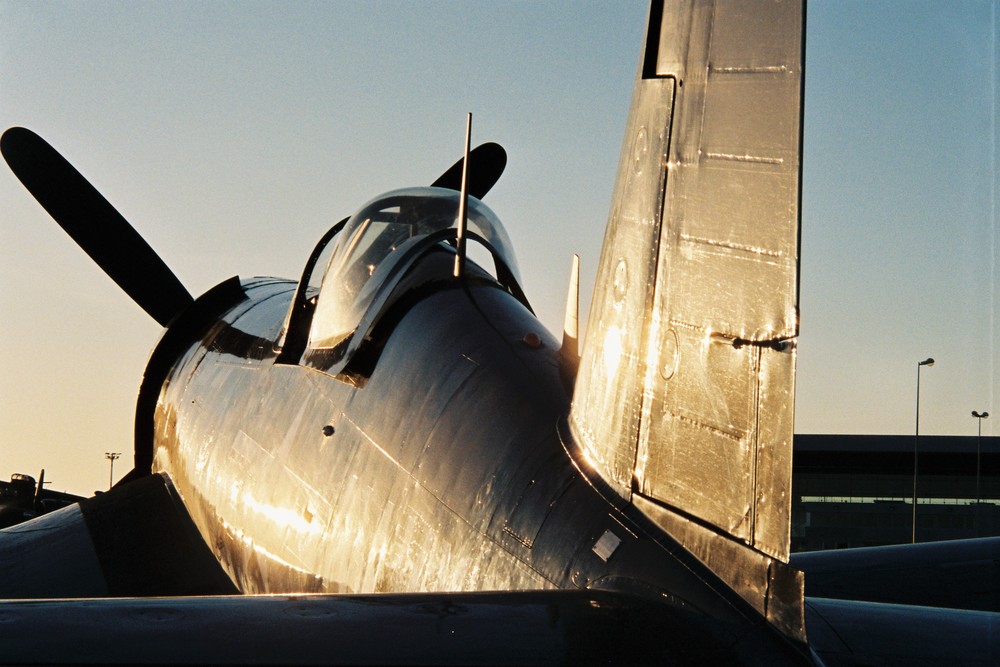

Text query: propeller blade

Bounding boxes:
[431,142,506,199]
[2,127,193,327]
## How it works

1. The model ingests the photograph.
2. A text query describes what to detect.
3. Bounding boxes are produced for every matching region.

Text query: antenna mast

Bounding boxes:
[453,112,472,278]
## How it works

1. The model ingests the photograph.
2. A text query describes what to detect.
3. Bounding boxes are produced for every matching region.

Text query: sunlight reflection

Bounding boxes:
[602,324,624,378]
[240,491,322,536]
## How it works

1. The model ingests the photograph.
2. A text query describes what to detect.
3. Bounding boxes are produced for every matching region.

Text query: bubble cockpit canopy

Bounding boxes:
[306,187,521,355]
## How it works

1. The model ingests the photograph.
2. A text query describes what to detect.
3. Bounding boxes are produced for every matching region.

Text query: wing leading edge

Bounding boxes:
[0,589,756,666]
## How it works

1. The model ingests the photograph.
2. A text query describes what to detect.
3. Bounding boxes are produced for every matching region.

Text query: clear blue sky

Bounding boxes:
[1,1,996,495]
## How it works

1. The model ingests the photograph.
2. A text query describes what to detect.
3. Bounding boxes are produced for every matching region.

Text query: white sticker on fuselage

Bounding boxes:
[592,529,621,562]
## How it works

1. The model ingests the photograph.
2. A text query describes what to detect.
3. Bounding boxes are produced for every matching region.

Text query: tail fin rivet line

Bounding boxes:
[659,328,679,380]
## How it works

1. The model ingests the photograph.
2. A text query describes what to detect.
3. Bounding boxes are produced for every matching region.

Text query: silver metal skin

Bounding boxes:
[153,272,561,595]
[0,0,814,662]
[147,262,811,662]
[570,0,805,635]
[6,2,997,665]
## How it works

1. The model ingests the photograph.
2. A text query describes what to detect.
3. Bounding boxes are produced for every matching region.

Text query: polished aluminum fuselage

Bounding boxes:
[155,268,579,592]
[153,276,560,594]
[146,264,806,660]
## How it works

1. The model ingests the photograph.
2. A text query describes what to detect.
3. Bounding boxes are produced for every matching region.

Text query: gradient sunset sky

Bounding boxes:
[1,1,996,495]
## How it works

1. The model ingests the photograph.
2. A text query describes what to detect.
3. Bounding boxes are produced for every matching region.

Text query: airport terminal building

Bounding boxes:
[792,434,999,552]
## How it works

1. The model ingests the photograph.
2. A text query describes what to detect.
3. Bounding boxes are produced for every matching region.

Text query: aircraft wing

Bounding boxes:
[0,588,751,666]
[804,598,998,667]
[3,490,998,667]
[794,538,1000,665]
[792,537,1000,613]
[0,474,236,598]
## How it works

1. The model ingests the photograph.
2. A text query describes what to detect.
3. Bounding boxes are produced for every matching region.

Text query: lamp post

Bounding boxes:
[104,452,121,491]
[971,410,989,535]
[912,358,934,543]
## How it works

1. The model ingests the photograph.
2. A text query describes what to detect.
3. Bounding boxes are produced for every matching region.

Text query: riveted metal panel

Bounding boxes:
[570,74,676,497]
[636,0,802,561]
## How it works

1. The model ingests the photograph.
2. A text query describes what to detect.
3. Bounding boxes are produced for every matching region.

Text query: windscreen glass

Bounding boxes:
[308,187,517,350]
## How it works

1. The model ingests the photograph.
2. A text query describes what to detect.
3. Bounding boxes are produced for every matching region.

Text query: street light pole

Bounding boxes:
[912,358,934,543]
[104,452,121,491]
[971,411,990,535]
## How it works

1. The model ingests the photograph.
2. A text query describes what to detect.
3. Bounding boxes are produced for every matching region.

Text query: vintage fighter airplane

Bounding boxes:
[0,471,83,528]
[0,1,997,665]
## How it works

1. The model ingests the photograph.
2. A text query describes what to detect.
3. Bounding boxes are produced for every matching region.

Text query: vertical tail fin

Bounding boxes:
[569,0,805,637]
